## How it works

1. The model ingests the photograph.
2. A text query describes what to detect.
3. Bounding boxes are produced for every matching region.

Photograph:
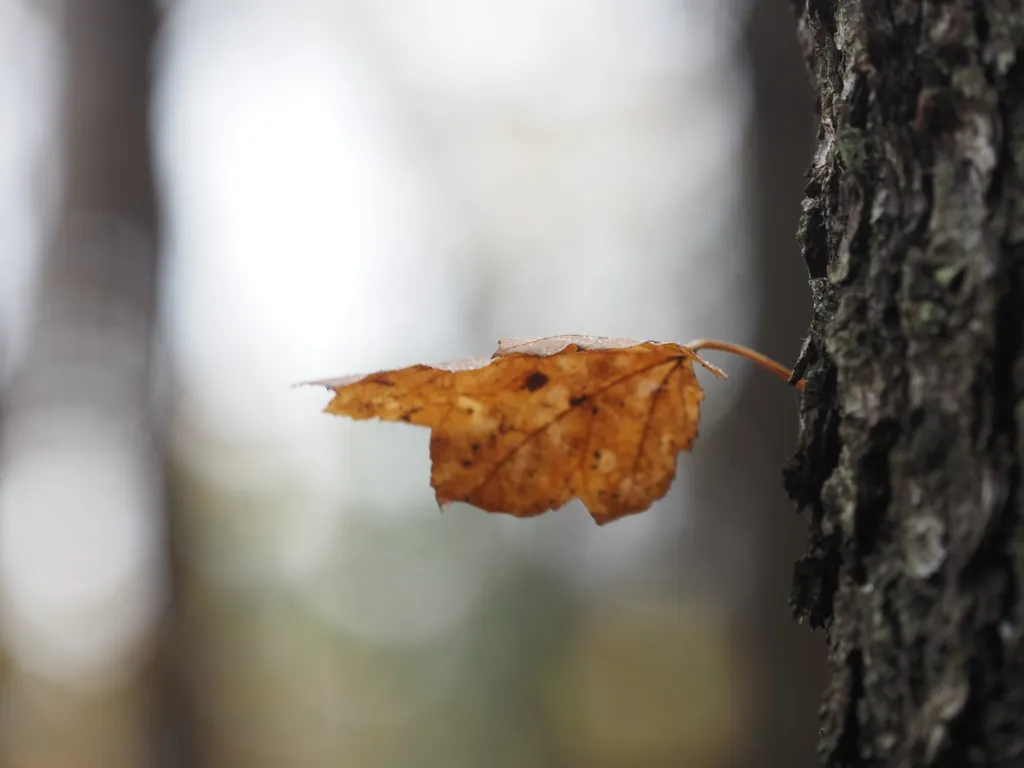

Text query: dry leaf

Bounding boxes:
[306,335,727,525]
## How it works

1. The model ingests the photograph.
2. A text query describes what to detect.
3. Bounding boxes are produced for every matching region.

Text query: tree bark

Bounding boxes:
[785,1,1024,766]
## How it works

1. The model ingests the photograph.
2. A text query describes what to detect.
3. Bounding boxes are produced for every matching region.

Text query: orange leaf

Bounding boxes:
[306,335,728,525]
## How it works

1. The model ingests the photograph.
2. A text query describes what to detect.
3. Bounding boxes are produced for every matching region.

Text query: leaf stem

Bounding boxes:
[685,339,805,390]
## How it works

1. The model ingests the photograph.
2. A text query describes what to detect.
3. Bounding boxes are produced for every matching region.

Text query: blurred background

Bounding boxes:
[0,1,823,766]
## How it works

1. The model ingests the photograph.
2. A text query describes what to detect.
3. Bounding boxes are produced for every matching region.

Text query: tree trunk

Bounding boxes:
[0,2,185,766]
[785,1,1024,766]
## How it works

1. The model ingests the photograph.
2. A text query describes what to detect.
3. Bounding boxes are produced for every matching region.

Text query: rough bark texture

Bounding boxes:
[785,1,1024,766]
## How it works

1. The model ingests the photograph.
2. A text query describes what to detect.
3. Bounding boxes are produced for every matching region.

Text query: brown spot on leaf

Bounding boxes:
[524,371,549,391]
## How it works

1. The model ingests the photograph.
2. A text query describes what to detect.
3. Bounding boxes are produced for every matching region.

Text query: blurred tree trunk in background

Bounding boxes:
[786,1,1024,766]
[1,1,180,766]
[686,1,825,766]
[738,2,825,767]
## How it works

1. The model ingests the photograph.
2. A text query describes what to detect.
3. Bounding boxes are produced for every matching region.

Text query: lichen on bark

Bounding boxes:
[785,1,1024,765]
